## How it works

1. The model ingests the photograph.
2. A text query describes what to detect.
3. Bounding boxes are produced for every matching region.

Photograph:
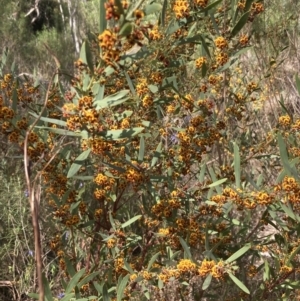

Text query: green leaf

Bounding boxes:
[35,126,82,137]
[202,274,212,290]
[160,0,168,27]
[12,87,18,112]
[114,0,125,16]
[27,293,39,300]
[138,136,145,162]
[119,22,134,37]
[280,203,300,222]
[228,272,250,294]
[104,65,115,76]
[209,12,220,36]
[207,178,227,188]
[124,71,136,95]
[277,133,300,180]
[179,237,192,259]
[65,257,76,277]
[208,167,222,194]
[198,161,207,183]
[147,252,161,271]
[263,260,270,281]
[226,243,251,263]
[67,149,91,178]
[65,268,86,294]
[80,41,94,74]
[121,215,142,228]
[145,3,162,14]
[101,127,144,140]
[296,74,300,96]
[203,0,222,12]
[234,142,241,189]
[158,278,164,289]
[245,0,255,11]
[117,274,130,301]
[201,62,208,77]
[60,293,75,301]
[151,142,162,167]
[109,211,116,230]
[43,274,54,301]
[287,243,300,265]
[29,112,67,127]
[77,271,100,288]
[199,35,211,58]
[166,19,180,35]
[99,0,107,34]
[114,110,133,121]
[124,260,135,274]
[94,90,130,109]
[231,11,250,38]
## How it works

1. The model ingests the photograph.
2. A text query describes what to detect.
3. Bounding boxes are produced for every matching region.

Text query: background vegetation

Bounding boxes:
[1,0,300,300]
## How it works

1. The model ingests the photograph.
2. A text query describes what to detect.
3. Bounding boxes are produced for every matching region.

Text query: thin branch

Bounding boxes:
[24,70,58,301]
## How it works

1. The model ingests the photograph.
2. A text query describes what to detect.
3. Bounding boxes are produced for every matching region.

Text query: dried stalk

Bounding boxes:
[24,71,58,301]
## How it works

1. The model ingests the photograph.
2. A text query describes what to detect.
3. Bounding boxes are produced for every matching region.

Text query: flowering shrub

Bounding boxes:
[2,0,300,300]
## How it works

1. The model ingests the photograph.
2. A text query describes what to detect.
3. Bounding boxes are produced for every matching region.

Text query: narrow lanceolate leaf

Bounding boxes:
[43,274,54,301]
[67,149,91,178]
[138,136,145,162]
[124,71,136,95]
[234,142,241,189]
[100,127,144,140]
[228,272,250,294]
[231,11,250,38]
[12,87,18,112]
[60,293,75,301]
[29,112,67,127]
[296,74,300,97]
[35,126,82,137]
[202,274,212,290]
[245,0,255,11]
[27,293,39,300]
[65,268,86,294]
[179,237,192,259]
[77,271,100,288]
[147,252,161,271]
[208,167,222,194]
[80,41,94,74]
[145,3,162,14]
[160,0,168,27]
[202,0,222,12]
[277,133,300,180]
[99,0,107,34]
[151,142,162,167]
[94,90,130,109]
[199,35,211,58]
[226,243,251,263]
[117,275,130,301]
[119,22,134,37]
[121,215,142,228]
[207,178,227,188]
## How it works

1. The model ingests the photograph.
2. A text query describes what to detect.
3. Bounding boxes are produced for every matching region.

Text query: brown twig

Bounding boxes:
[24,71,58,301]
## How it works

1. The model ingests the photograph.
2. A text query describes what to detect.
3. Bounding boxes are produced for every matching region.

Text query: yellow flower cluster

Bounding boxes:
[158,268,181,283]
[107,238,116,248]
[194,0,208,8]
[195,56,207,69]
[173,0,190,19]
[136,78,149,97]
[149,25,163,41]
[142,94,153,108]
[177,259,196,273]
[214,36,228,49]
[98,29,120,62]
